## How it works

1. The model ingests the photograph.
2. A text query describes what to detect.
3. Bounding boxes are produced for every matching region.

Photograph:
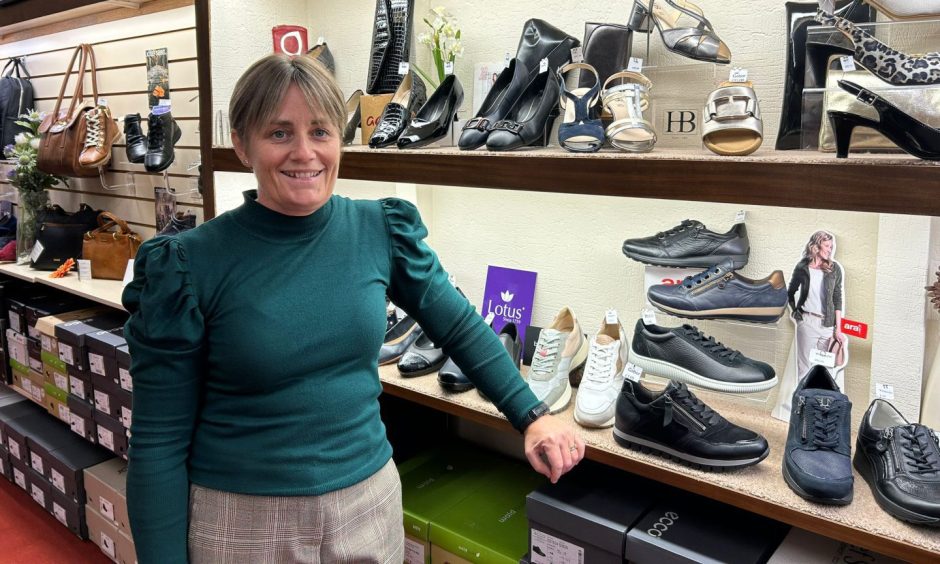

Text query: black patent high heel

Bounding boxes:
[829,80,940,160]
[804,38,853,89]
[397,75,464,149]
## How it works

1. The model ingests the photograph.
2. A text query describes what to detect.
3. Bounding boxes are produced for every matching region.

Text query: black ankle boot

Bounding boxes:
[124,113,147,164]
[145,109,182,173]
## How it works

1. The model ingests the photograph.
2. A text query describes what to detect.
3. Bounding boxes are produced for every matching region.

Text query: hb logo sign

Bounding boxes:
[665,110,697,134]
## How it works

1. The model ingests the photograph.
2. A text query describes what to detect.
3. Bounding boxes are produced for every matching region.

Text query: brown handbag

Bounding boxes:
[82,212,142,280]
[37,44,103,178]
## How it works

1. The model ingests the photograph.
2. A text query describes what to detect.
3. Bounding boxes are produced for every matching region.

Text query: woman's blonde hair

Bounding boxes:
[229,54,345,147]
[803,230,835,272]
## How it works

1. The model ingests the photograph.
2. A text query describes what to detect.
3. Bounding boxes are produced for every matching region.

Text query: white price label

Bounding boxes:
[94,390,111,415]
[29,241,43,263]
[51,468,65,493]
[444,61,454,75]
[69,413,86,437]
[504,51,511,68]
[531,528,585,564]
[28,356,42,372]
[70,377,85,399]
[9,440,20,460]
[627,57,644,72]
[40,335,53,352]
[875,383,895,400]
[729,67,749,82]
[98,426,114,451]
[100,497,115,521]
[31,484,45,507]
[30,452,43,474]
[484,312,496,326]
[605,309,619,325]
[642,308,658,326]
[809,348,837,368]
[316,36,325,46]
[122,259,135,288]
[13,468,25,489]
[53,503,67,525]
[539,57,549,73]
[570,46,583,63]
[403,537,425,564]
[121,406,132,428]
[58,343,74,366]
[78,259,92,281]
[119,368,132,391]
[625,362,643,383]
[734,209,747,224]
[8,313,20,333]
[88,353,105,376]
[839,55,857,72]
[100,532,116,558]
[57,404,70,422]
[398,61,410,75]
[54,372,67,391]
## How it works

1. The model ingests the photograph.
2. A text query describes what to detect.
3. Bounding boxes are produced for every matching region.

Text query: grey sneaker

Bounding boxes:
[527,307,589,413]
[574,316,628,428]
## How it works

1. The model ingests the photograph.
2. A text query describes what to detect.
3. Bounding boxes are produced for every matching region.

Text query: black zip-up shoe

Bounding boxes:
[613,379,769,471]
[123,113,147,164]
[622,219,749,269]
[854,399,940,526]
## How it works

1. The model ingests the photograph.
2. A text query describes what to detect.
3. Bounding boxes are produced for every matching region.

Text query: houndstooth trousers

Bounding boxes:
[188,458,404,563]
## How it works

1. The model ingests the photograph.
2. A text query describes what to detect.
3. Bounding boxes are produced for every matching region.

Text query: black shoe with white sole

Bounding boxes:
[629,319,777,393]
[614,379,769,471]
[622,219,749,269]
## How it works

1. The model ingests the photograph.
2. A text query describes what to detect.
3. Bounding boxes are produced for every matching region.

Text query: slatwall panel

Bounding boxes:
[0,19,202,241]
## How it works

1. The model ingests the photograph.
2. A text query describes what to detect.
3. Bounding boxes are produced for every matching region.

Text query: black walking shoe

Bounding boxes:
[145,108,183,173]
[123,113,147,164]
[855,399,940,526]
[622,219,749,269]
[613,379,769,471]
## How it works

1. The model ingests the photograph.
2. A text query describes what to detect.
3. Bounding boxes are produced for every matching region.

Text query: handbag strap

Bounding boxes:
[51,45,85,124]
[91,211,132,235]
[1,57,29,79]
[83,44,99,105]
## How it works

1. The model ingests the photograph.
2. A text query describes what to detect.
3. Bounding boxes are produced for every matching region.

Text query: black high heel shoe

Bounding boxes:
[343,89,362,145]
[485,70,560,151]
[397,75,463,149]
[804,37,854,89]
[369,71,427,148]
[829,80,940,160]
[458,58,529,150]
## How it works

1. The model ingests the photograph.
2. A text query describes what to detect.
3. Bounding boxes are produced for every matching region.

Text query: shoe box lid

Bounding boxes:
[22,414,76,477]
[526,462,662,563]
[50,485,88,539]
[429,461,546,564]
[54,314,127,369]
[399,443,516,543]
[84,458,129,533]
[46,438,113,502]
[2,409,48,462]
[36,306,111,354]
[766,528,906,564]
[625,494,788,564]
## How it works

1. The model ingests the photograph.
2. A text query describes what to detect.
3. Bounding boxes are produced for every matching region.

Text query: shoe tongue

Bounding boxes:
[806,389,842,408]
[594,334,615,346]
[664,380,685,395]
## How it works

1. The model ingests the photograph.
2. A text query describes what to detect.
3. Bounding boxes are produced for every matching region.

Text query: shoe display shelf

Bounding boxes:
[0,263,126,311]
[377,364,938,562]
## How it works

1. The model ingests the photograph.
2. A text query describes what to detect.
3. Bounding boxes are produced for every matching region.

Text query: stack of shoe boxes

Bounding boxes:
[0,279,33,385]
[1,399,49,492]
[86,328,131,441]
[0,388,28,480]
[84,458,136,563]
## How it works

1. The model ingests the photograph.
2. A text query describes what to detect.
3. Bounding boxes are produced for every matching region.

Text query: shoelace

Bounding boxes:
[681,325,739,360]
[84,108,104,149]
[663,383,720,427]
[529,333,560,379]
[897,425,940,475]
[656,219,699,239]
[582,342,616,388]
[682,266,723,289]
[811,403,841,449]
[149,118,165,149]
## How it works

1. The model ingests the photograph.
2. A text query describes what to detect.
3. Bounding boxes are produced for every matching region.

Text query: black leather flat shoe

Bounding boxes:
[485,70,560,151]
[398,75,463,149]
[344,89,362,145]
[369,71,427,148]
[438,357,473,392]
[398,332,446,377]
[379,317,420,365]
[124,113,146,164]
[458,58,528,151]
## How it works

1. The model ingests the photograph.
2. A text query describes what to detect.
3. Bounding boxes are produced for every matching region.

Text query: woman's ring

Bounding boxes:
[569,445,578,453]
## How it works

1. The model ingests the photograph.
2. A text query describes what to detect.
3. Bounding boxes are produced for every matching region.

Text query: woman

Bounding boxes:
[788,230,847,381]
[122,54,583,563]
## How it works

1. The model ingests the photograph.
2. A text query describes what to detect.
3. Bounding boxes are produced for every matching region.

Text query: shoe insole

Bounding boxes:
[704,130,761,156]
[606,97,654,144]
[391,74,412,106]
[562,87,598,144]
[513,86,545,123]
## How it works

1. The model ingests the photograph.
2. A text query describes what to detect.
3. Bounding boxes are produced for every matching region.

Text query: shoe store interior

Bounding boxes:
[0,0,939,563]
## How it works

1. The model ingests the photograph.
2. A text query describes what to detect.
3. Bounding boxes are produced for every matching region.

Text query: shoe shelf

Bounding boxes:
[0,263,126,311]
[213,146,940,216]
[377,364,939,563]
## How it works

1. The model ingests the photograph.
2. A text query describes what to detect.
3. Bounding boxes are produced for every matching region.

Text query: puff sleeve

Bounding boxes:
[122,238,205,564]
[382,198,540,430]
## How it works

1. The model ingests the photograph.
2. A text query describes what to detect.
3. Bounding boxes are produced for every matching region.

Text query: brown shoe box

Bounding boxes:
[94,411,128,459]
[85,458,130,533]
[115,345,131,393]
[360,93,394,143]
[26,465,51,511]
[36,306,111,357]
[86,328,125,387]
[47,439,113,502]
[86,503,121,563]
[54,314,127,371]
[9,451,27,490]
[67,394,97,443]
[50,486,88,538]
[67,363,93,402]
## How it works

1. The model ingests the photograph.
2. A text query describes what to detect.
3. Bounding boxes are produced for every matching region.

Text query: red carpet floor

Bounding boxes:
[0,475,111,564]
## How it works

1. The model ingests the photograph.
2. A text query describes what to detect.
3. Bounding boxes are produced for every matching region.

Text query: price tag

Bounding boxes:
[839,55,857,72]
[122,259,135,288]
[100,497,115,521]
[316,36,325,46]
[70,377,85,399]
[40,335,52,352]
[157,99,172,107]
[875,383,895,400]
[539,58,549,74]
[398,61,410,75]
[120,368,133,392]
[100,532,116,558]
[13,468,25,489]
[9,313,20,333]
[98,427,114,451]
[444,61,454,75]
[484,312,496,326]
[729,67,749,82]
[31,484,44,507]
[734,209,747,224]
[57,404,70,422]
[98,98,108,107]
[51,469,65,494]
[809,348,836,368]
[504,51,511,68]
[69,412,86,437]
[77,259,92,281]
[605,309,619,325]
[627,57,644,72]
[625,362,643,382]
[88,353,105,376]
[53,372,67,391]
[29,241,43,263]
[94,390,111,415]
[121,406,132,428]
[570,46,583,63]
[30,452,43,474]
[58,343,74,366]
[642,308,658,326]
[29,356,42,372]
[53,503,67,525]
[9,440,20,460]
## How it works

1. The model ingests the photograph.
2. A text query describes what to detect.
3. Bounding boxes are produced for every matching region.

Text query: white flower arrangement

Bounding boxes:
[415,6,463,87]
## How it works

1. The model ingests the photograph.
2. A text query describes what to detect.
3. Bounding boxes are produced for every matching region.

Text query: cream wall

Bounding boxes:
[208,0,938,421]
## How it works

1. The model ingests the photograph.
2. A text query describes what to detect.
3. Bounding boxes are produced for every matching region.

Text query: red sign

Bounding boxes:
[841,318,868,339]
[272,25,308,56]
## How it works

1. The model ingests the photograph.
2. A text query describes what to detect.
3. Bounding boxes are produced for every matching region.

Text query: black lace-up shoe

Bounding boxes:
[855,399,940,526]
[145,108,183,173]
[124,113,147,164]
[613,379,769,471]
[628,319,777,393]
[622,219,749,269]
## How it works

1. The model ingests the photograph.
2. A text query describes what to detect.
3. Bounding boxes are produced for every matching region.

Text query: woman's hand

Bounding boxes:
[523,415,585,483]
[834,329,847,346]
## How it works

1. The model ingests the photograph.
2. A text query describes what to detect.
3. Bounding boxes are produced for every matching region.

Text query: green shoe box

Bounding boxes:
[429,460,546,564]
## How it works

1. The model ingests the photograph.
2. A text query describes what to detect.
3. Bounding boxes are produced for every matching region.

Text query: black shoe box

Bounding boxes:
[67,394,97,443]
[7,291,52,336]
[527,463,661,564]
[113,387,131,430]
[47,439,113,503]
[50,486,88,539]
[9,451,27,489]
[0,318,10,384]
[26,465,51,511]
[0,444,9,480]
[26,336,42,373]
[23,415,76,479]
[115,345,131,393]
[3,410,48,464]
[67,364,93,402]
[94,411,128,459]
[25,295,92,340]
[91,361,126,421]
[85,328,125,388]
[54,314,127,371]
[625,495,789,564]
[0,399,45,458]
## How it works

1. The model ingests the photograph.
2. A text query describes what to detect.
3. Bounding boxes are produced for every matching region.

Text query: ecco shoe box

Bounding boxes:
[50,486,88,538]
[68,363,93,401]
[67,394,97,443]
[47,438,113,502]
[767,528,905,564]
[625,496,788,564]
[115,345,131,392]
[54,314,127,371]
[26,465,51,511]
[10,452,27,490]
[94,411,128,459]
[526,463,661,564]
[25,295,92,339]
[3,410,49,463]
[22,414,77,479]
[85,458,130,533]
[44,383,70,423]
[86,503,122,563]
[0,399,45,454]
[86,328,125,387]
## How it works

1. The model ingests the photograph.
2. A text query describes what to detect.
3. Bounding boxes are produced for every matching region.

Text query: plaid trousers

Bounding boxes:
[188,458,403,563]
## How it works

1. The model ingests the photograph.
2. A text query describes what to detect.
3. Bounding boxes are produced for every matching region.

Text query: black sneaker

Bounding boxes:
[854,399,940,526]
[613,379,770,471]
[628,319,777,393]
[622,219,749,269]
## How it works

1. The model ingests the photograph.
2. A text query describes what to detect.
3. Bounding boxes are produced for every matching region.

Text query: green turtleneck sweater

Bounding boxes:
[122,190,540,564]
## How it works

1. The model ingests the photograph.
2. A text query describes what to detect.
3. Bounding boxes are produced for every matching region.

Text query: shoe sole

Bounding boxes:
[781,459,853,505]
[545,382,572,414]
[438,377,474,393]
[613,427,768,471]
[853,446,940,526]
[621,248,748,270]
[629,351,778,393]
[573,409,614,428]
[648,297,785,324]
[399,359,447,378]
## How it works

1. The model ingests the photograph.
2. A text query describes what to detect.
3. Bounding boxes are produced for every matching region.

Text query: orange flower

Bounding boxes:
[50,258,75,278]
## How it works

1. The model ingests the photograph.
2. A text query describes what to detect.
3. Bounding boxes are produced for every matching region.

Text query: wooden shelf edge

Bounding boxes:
[379,377,934,563]
[0,264,126,311]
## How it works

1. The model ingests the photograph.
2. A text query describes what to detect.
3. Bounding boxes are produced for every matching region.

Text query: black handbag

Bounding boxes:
[578,23,633,89]
[0,57,33,149]
[515,19,580,83]
[31,204,101,270]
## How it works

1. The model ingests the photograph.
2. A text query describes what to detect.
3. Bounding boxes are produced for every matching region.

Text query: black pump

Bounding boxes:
[397,75,464,149]
[485,71,560,152]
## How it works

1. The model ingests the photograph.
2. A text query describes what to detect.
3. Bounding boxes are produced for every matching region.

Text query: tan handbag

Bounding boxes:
[37,44,107,177]
[82,212,142,280]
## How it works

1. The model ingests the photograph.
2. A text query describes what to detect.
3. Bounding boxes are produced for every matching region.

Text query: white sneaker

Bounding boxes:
[527,307,589,413]
[574,316,628,428]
